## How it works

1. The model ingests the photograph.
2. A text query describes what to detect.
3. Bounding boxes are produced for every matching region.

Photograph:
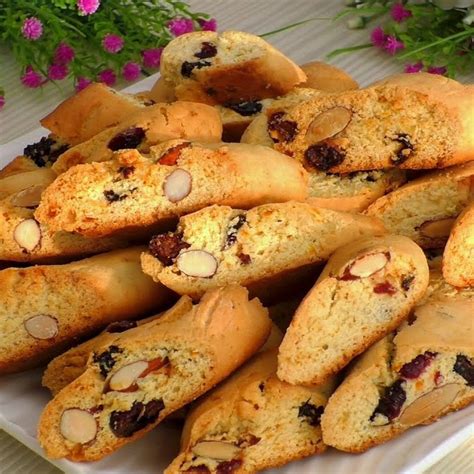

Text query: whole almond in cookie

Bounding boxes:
[177,250,217,277]
[305,107,351,144]
[13,219,42,252]
[192,440,242,461]
[24,315,59,340]
[163,169,192,202]
[10,184,47,208]
[60,408,97,444]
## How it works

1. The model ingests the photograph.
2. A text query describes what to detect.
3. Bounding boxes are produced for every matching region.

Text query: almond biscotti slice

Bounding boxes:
[271,82,474,173]
[443,202,474,287]
[0,155,42,179]
[160,31,306,105]
[0,247,172,374]
[0,167,56,200]
[37,285,271,461]
[51,101,222,174]
[365,161,474,248]
[42,296,191,396]
[321,278,473,453]
[35,143,308,238]
[277,235,429,386]
[165,348,335,474]
[141,202,385,302]
[40,82,151,146]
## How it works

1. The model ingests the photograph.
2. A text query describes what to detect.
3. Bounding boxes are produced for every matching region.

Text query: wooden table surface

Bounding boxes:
[0,1,472,472]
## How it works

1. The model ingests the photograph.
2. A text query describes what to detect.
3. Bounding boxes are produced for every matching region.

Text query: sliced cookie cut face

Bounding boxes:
[277,235,429,386]
[321,277,474,453]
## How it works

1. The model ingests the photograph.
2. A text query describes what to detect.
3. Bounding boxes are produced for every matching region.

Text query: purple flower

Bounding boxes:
[370,26,387,48]
[428,65,447,75]
[48,63,68,81]
[102,34,124,53]
[0,96,5,110]
[76,77,92,92]
[21,17,43,41]
[97,68,116,86]
[21,66,44,88]
[391,3,412,23]
[384,36,405,55]
[142,48,163,68]
[199,18,217,31]
[77,0,100,15]
[54,43,75,64]
[122,62,141,81]
[404,62,424,73]
[168,18,194,36]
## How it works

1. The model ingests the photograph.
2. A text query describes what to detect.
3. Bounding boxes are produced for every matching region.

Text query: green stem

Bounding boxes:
[260,17,331,38]
[397,28,474,59]
[326,43,373,59]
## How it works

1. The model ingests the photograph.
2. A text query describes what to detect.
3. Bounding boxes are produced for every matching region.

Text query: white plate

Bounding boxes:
[1,75,473,474]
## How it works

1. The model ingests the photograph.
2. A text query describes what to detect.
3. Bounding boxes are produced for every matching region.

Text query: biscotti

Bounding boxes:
[148,77,177,103]
[159,31,306,104]
[443,202,474,287]
[35,143,308,238]
[271,85,474,173]
[321,276,473,452]
[37,285,271,461]
[42,297,191,396]
[165,348,335,473]
[141,202,385,301]
[0,155,41,179]
[219,88,322,142]
[278,235,429,386]
[40,82,150,146]
[0,168,56,200]
[51,101,223,174]
[298,61,359,92]
[0,247,172,374]
[365,161,474,248]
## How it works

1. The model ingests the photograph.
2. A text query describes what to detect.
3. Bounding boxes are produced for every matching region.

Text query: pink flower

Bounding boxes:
[0,96,5,110]
[199,18,217,31]
[168,18,194,36]
[122,62,141,81]
[77,0,100,15]
[142,48,163,68]
[76,77,92,92]
[102,34,124,53]
[54,43,75,64]
[428,65,447,75]
[384,36,405,55]
[404,62,423,73]
[21,66,44,88]
[391,3,412,23]
[97,68,116,86]
[21,17,43,41]
[370,26,387,48]
[48,63,68,80]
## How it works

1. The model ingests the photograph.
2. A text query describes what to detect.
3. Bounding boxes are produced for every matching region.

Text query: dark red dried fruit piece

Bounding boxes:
[267,111,298,143]
[109,399,165,438]
[24,136,69,167]
[392,133,414,165]
[93,345,123,377]
[370,379,406,422]
[108,127,146,151]
[298,400,324,426]
[237,433,261,448]
[149,232,190,266]
[407,313,417,326]
[373,282,397,295]
[139,357,170,379]
[183,466,211,474]
[118,166,135,178]
[194,41,217,59]
[103,189,130,203]
[224,214,246,249]
[304,144,345,171]
[237,253,251,265]
[158,142,191,166]
[105,320,138,333]
[434,371,444,386]
[88,405,104,415]
[454,354,474,386]
[401,274,415,291]
[181,60,211,77]
[217,459,243,474]
[399,351,437,379]
[225,101,263,116]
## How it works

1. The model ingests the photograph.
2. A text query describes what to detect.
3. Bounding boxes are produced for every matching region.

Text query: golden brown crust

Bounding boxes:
[40,83,145,146]
[51,101,223,174]
[37,286,271,461]
[0,247,173,374]
[299,61,359,92]
[0,156,39,179]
